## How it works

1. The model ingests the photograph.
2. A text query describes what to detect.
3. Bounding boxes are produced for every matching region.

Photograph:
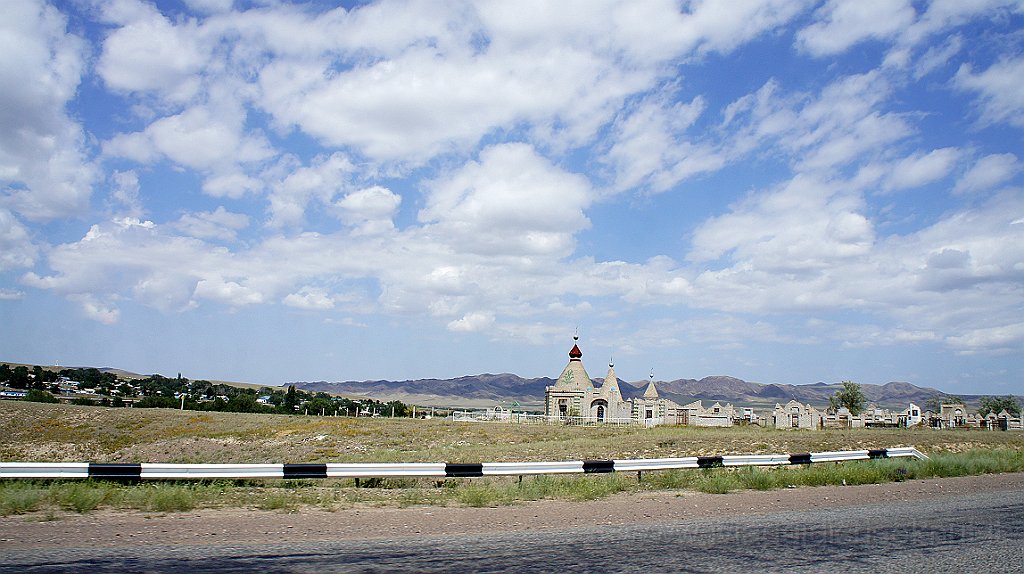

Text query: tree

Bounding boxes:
[829,380,866,416]
[9,366,30,389]
[283,385,298,413]
[925,393,964,413]
[979,395,1021,417]
[304,396,334,416]
[385,400,408,417]
[31,366,46,389]
[24,389,58,403]
[136,396,179,409]
[223,393,261,413]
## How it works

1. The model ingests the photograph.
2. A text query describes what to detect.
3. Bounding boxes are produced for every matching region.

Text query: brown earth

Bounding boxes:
[1,472,1021,550]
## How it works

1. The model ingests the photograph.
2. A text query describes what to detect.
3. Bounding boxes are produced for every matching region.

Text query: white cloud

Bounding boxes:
[724,72,912,174]
[101,132,158,164]
[901,0,1024,48]
[268,153,354,228]
[797,0,916,57]
[954,153,1020,194]
[144,108,241,169]
[0,288,24,300]
[945,322,1024,355]
[884,147,961,192]
[109,170,143,217]
[96,1,206,101]
[955,56,1024,128]
[259,44,645,162]
[23,219,215,315]
[0,208,36,270]
[193,278,264,306]
[912,34,962,79]
[104,104,275,198]
[419,143,593,257]
[673,0,812,56]
[604,89,724,193]
[68,294,120,324]
[686,179,1024,353]
[283,287,335,310]
[174,207,249,241]
[448,311,495,333]
[337,186,401,236]
[151,106,273,170]
[0,0,96,220]
[689,174,873,279]
[252,0,807,164]
[201,172,264,199]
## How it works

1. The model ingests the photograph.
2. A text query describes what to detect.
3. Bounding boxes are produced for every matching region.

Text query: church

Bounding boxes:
[544,336,678,424]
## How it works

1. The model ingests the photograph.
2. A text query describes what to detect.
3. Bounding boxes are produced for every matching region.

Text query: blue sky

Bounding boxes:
[2,0,1022,394]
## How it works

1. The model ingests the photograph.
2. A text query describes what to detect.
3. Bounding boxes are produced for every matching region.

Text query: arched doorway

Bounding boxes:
[591,399,608,422]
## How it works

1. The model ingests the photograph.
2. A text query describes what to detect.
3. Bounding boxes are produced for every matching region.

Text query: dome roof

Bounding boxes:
[552,337,593,391]
[569,343,583,360]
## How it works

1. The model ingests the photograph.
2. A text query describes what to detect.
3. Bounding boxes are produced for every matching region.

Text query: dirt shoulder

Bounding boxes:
[2,472,1022,550]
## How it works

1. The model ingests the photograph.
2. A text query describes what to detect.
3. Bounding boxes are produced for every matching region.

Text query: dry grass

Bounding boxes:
[2,401,1022,465]
[2,401,1023,516]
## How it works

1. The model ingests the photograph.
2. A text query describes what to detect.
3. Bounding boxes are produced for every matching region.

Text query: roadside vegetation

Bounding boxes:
[2,401,1022,516]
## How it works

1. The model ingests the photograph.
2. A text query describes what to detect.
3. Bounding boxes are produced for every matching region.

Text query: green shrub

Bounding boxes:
[254,492,295,511]
[737,467,778,490]
[125,484,198,512]
[458,483,500,507]
[0,482,45,515]
[693,472,739,494]
[54,483,115,513]
[645,469,696,490]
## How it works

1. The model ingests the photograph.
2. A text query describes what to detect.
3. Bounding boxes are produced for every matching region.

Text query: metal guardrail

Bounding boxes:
[0,447,927,480]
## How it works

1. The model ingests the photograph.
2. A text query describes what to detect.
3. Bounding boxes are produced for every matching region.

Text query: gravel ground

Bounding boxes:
[2,472,1021,551]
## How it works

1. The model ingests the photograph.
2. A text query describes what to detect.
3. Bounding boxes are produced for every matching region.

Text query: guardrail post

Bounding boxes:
[637,470,642,483]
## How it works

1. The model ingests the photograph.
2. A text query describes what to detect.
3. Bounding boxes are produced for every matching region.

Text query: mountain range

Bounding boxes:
[290,374,986,411]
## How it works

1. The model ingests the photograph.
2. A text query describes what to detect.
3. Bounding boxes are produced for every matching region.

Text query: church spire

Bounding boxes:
[599,358,622,401]
[643,370,660,399]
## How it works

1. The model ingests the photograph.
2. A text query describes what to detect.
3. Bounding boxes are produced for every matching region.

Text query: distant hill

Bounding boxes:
[293,374,555,409]
[0,361,262,391]
[291,374,996,411]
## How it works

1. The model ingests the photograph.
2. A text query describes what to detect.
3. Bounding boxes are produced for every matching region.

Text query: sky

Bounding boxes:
[1,0,1022,394]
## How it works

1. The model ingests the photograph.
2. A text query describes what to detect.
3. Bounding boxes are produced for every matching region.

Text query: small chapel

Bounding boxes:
[544,336,675,423]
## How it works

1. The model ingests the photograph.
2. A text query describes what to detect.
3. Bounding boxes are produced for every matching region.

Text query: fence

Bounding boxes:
[447,411,650,426]
[0,447,927,480]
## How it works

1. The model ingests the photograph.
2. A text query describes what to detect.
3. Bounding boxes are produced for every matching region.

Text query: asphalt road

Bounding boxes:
[3,488,1023,573]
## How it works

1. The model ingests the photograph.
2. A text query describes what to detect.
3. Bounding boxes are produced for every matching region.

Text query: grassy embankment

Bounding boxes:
[2,401,1022,515]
